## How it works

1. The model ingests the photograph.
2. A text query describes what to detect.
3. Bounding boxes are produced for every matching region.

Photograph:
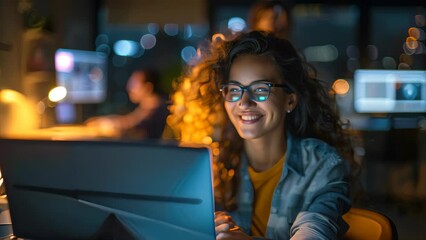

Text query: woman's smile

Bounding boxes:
[239,111,263,123]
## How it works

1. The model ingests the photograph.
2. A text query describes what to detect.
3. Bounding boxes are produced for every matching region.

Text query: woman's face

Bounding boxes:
[224,54,296,141]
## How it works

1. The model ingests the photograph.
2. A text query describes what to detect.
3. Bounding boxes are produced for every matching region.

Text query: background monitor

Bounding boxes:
[55,49,107,104]
[354,69,426,113]
[0,139,215,240]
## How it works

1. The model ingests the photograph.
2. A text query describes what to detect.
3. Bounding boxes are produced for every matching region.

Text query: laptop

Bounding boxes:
[0,138,215,240]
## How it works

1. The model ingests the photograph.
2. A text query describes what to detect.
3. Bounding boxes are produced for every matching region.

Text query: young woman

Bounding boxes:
[169,31,356,239]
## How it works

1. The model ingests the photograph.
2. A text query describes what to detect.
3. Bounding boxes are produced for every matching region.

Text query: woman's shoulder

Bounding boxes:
[291,137,345,170]
[300,137,335,150]
[293,137,337,152]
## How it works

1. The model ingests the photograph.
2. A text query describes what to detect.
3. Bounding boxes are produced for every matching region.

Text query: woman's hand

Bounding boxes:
[215,211,252,240]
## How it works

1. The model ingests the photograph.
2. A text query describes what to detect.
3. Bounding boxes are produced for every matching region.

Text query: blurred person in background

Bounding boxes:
[86,69,169,139]
[248,0,293,39]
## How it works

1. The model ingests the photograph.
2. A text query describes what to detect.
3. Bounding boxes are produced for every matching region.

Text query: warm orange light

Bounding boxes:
[0,89,21,103]
[212,33,225,42]
[406,37,419,50]
[183,78,191,90]
[202,136,213,145]
[228,169,235,177]
[212,148,220,156]
[408,27,420,40]
[0,89,38,134]
[332,79,350,95]
[173,92,184,105]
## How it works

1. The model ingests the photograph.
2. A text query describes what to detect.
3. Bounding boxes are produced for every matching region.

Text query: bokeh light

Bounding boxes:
[227,17,246,32]
[367,45,378,60]
[415,14,425,27]
[408,27,421,40]
[113,40,139,57]
[332,79,350,95]
[147,23,159,35]
[0,89,21,104]
[382,56,397,69]
[164,23,179,36]
[346,45,359,59]
[140,34,157,50]
[48,87,67,102]
[403,42,415,55]
[55,51,74,73]
[183,24,193,39]
[406,36,419,50]
[416,42,426,54]
[96,44,111,56]
[95,34,109,47]
[304,44,338,62]
[181,46,197,63]
[398,62,411,69]
[212,33,225,42]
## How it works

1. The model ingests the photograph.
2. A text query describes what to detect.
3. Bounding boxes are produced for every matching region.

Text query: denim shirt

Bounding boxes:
[229,134,351,240]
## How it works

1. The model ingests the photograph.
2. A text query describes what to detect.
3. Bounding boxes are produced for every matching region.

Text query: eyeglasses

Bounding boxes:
[220,81,291,102]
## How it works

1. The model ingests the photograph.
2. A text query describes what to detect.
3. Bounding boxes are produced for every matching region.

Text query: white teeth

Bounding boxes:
[241,115,260,121]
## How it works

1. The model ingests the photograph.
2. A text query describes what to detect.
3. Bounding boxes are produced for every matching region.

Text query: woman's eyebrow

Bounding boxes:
[227,80,241,84]
[226,79,275,85]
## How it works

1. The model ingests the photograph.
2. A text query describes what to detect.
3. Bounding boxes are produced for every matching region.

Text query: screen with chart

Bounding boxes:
[55,49,107,104]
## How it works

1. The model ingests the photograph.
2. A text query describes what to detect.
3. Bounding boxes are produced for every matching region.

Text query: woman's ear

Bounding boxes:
[286,93,298,112]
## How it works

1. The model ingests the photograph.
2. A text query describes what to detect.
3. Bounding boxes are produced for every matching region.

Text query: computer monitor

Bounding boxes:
[354,69,426,113]
[0,139,215,240]
[55,49,107,104]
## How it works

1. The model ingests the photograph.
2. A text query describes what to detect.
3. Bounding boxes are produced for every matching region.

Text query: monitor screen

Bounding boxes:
[354,69,426,113]
[0,139,215,240]
[55,49,107,104]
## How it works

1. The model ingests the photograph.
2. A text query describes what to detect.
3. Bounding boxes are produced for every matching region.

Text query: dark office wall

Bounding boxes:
[0,0,99,91]
[0,0,23,91]
[51,0,99,51]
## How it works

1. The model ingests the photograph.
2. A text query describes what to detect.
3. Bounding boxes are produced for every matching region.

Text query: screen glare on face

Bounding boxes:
[221,79,294,102]
[222,82,272,102]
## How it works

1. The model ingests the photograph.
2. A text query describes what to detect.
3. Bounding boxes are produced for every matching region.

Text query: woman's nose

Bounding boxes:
[238,91,255,108]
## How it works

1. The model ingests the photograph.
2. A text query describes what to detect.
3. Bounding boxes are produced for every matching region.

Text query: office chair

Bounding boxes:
[343,207,398,240]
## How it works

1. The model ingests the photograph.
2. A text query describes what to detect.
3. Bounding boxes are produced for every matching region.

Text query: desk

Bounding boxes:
[0,124,120,140]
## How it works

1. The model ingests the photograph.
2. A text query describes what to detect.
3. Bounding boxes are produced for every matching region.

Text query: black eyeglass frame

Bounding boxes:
[220,81,293,102]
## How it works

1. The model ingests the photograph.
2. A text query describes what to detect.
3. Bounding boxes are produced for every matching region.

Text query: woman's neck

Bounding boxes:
[244,134,287,172]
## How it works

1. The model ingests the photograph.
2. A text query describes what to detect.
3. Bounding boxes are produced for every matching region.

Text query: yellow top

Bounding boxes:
[248,155,285,236]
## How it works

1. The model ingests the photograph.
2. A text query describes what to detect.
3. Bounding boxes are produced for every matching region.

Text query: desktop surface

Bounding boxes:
[0,124,120,140]
[0,139,215,240]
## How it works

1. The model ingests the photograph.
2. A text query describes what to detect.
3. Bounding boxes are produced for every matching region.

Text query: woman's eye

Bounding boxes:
[254,87,268,92]
[229,87,241,92]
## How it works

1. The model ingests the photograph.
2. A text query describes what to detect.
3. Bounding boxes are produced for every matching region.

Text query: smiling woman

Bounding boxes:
[169,31,358,240]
